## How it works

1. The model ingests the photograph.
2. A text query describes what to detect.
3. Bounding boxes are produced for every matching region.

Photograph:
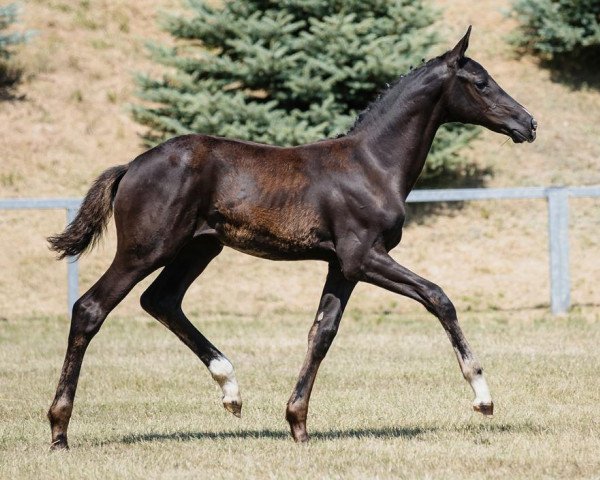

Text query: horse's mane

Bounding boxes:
[342,55,443,136]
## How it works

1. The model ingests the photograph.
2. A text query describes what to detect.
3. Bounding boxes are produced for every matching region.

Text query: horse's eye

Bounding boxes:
[475,80,487,91]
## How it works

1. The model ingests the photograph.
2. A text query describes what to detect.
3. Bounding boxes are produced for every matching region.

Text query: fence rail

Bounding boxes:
[1,198,81,313]
[1,185,599,316]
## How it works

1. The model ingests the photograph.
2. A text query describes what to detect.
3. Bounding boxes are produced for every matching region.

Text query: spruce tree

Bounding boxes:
[0,3,31,58]
[0,3,32,90]
[133,0,479,181]
[511,0,600,60]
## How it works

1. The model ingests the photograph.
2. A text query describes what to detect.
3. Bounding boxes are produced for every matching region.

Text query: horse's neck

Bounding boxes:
[358,70,446,199]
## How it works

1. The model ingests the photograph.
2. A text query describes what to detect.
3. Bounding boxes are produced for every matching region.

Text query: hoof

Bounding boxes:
[293,433,309,443]
[473,402,494,416]
[50,437,69,451]
[290,425,309,443]
[223,399,242,418]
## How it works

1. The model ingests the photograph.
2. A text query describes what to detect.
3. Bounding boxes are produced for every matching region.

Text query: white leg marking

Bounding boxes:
[317,312,324,321]
[209,356,242,417]
[470,374,492,406]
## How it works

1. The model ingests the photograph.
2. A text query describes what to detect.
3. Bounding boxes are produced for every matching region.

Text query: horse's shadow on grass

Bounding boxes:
[115,421,539,445]
[117,426,427,445]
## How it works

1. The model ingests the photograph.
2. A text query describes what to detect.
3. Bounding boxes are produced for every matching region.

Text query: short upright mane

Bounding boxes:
[346,56,444,135]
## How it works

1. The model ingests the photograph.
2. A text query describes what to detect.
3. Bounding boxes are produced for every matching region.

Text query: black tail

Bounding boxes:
[48,164,129,260]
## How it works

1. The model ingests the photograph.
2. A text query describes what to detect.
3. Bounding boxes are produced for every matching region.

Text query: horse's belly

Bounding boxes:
[217,220,320,259]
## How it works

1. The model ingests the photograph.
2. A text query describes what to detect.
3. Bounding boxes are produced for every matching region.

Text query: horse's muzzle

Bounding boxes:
[528,117,537,143]
[509,116,537,143]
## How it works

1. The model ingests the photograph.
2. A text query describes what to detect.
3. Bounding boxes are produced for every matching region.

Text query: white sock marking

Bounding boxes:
[470,374,492,405]
[208,357,241,406]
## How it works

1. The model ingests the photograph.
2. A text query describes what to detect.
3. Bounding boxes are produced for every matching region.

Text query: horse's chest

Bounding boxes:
[382,222,404,249]
[378,207,406,249]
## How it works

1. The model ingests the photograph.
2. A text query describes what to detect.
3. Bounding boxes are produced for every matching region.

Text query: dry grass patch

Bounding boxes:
[1,309,599,479]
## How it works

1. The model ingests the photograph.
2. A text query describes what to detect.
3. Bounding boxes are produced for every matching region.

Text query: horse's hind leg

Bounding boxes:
[48,253,159,450]
[286,263,356,442]
[140,236,242,417]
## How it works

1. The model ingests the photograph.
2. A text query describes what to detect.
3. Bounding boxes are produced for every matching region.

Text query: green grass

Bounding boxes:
[1,308,599,479]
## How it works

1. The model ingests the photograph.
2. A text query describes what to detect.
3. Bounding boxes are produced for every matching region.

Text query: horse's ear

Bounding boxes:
[446,26,472,66]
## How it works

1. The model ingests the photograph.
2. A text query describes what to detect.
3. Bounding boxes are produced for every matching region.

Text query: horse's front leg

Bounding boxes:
[342,245,493,415]
[286,263,356,442]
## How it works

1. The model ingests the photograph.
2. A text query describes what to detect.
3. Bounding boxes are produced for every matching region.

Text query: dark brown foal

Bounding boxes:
[47,27,535,448]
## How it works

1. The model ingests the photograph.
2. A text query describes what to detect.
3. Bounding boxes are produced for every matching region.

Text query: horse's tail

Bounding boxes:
[48,164,129,260]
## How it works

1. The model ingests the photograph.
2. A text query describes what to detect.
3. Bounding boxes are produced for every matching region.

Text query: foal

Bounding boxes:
[47,27,536,449]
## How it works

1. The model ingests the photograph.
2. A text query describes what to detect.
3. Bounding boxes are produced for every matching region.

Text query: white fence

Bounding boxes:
[1,185,599,315]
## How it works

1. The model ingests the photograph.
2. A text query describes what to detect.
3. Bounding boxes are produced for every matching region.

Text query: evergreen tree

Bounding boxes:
[0,3,30,58]
[511,0,600,61]
[0,3,32,90]
[133,0,479,181]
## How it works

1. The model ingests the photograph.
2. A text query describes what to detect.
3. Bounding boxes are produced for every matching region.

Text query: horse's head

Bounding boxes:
[442,27,537,143]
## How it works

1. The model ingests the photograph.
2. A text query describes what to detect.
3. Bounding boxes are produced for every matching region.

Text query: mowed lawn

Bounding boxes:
[1,307,599,479]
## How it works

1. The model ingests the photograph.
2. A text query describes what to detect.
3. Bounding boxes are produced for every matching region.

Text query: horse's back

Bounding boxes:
[115,134,344,260]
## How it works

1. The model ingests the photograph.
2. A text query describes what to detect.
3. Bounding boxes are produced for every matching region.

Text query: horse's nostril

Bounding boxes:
[531,118,537,130]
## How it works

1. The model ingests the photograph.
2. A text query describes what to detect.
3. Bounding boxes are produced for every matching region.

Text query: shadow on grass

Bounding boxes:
[116,426,429,445]
[113,421,543,446]
[0,62,26,102]
[459,420,545,435]
[462,301,600,315]
[540,49,600,91]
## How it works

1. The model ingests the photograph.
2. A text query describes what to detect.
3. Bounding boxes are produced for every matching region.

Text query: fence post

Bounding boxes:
[547,187,570,315]
[66,207,79,315]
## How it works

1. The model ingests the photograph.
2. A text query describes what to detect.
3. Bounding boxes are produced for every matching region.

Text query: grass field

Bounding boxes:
[1,307,599,479]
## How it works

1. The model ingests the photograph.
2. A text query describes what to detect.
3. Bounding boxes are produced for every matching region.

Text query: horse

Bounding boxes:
[46,27,536,449]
